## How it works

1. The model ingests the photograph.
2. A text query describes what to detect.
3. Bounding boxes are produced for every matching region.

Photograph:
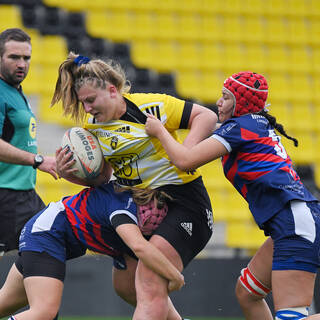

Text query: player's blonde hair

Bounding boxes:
[51,52,131,123]
[116,185,173,209]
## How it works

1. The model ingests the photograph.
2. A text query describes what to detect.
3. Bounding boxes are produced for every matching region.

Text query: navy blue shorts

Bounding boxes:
[264,200,320,273]
[19,201,133,271]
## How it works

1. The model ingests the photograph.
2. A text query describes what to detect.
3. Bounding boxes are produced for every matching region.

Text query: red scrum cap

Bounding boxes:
[223,71,268,117]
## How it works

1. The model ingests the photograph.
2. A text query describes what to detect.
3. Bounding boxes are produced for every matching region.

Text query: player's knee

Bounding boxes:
[114,282,136,306]
[275,307,308,319]
[236,267,270,303]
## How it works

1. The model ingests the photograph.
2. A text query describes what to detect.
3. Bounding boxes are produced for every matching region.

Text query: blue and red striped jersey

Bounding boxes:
[212,114,317,227]
[62,182,137,257]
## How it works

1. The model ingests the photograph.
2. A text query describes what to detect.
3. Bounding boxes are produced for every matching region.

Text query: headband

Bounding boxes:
[74,55,90,66]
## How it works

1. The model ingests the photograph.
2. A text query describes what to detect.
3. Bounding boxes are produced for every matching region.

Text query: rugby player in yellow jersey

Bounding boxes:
[51,52,218,320]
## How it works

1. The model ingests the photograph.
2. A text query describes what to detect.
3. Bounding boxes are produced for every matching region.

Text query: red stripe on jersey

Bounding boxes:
[241,184,248,199]
[77,192,115,254]
[240,128,259,140]
[64,192,115,255]
[237,151,283,163]
[238,170,271,180]
[225,159,238,184]
[280,165,301,182]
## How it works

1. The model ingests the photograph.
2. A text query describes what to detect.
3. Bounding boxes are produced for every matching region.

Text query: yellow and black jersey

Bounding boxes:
[84,93,201,189]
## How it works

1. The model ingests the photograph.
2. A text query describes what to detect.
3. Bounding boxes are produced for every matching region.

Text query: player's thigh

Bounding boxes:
[272,269,316,310]
[112,254,137,299]
[247,237,273,288]
[0,263,28,315]
[149,235,183,271]
[24,276,64,312]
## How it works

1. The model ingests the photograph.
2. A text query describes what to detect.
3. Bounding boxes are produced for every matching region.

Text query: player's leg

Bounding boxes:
[133,234,183,320]
[272,270,315,319]
[0,262,28,317]
[8,251,66,320]
[269,200,320,319]
[235,237,273,320]
[15,276,64,320]
[112,254,138,306]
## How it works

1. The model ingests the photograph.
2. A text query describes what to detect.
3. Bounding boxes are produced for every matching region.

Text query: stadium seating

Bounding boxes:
[2,0,319,253]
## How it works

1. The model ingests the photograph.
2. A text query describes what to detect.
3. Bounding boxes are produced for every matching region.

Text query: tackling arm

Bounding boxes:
[116,224,185,292]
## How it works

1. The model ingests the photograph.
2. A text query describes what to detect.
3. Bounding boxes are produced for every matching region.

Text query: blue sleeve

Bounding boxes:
[214,119,244,151]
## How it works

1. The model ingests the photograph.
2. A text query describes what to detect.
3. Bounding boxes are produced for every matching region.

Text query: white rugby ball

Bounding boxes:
[61,127,104,180]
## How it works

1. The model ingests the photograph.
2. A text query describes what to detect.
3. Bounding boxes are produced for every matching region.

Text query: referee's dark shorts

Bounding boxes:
[0,188,45,252]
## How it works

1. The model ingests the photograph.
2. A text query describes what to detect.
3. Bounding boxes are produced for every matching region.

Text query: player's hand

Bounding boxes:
[55,146,78,180]
[38,156,58,180]
[145,114,165,138]
[168,273,185,293]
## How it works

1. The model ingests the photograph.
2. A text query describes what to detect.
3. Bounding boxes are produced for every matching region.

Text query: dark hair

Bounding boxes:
[0,28,31,57]
[258,110,298,147]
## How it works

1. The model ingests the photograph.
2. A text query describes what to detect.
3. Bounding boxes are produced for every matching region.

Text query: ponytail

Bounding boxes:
[258,110,298,147]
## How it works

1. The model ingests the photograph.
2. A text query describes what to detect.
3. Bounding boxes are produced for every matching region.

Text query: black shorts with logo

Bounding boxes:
[155,177,214,267]
[0,188,45,252]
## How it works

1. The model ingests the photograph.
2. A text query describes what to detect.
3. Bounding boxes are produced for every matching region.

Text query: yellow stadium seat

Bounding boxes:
[198,71,223,102]
[0,5,23,30]
[226,221,267,250]
[268,73,290,101]
[43,0,87,12]
[285,130,315,165]
[289,74,313,103]
[86,10,133,41]
[176,70,201,101]
[265,17,290,45]
[264,0,288,17]
[153,12,179,41]
[199,14,224,42]
[288,46,312,74]
[265,45,290,73]
[288,18,310,46]
[39,95,77,128]
[245,44,268,73]
[36,36,68,66]
[130,11,155,41]
[175,13,201,42]
[309,18,320,46]
[310,0,320,18]
[224,43,248,73]
[198,43,225,71]
[36,170,83,205]
[176,41,201,70]
[146,40,178,72]
[242,17,266,44]
[222,16,244,43]
[311,47,320,75]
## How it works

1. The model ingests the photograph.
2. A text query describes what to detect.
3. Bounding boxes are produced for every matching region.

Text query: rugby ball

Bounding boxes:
[61,127,104,180]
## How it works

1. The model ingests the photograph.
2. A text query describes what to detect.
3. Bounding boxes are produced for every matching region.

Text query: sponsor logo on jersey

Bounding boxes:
[181,222,193,236]
[29,117,36,139]
[111,136,118,150]
[115,126,131,133]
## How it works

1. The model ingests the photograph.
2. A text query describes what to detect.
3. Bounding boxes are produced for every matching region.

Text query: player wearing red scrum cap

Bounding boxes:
[146,71,320,320]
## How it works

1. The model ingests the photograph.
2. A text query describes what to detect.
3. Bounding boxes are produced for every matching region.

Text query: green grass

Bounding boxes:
[60,317,243,320]
[1,316,245,320]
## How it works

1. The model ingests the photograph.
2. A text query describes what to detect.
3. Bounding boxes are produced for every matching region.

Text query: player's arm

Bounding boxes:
[0,138,57,179]
[183,103,218,148]
[116,223,184,292]
[146,114,228,171]
[56,147,112,186]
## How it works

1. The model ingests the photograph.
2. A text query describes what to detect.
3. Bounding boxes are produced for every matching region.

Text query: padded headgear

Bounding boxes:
[138,200,168,235]
[223,71,268,117]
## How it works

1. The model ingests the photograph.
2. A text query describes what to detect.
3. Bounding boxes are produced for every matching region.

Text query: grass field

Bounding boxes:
[60,317,244,320]
[1,316,244,320]
[1,318,244,320]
